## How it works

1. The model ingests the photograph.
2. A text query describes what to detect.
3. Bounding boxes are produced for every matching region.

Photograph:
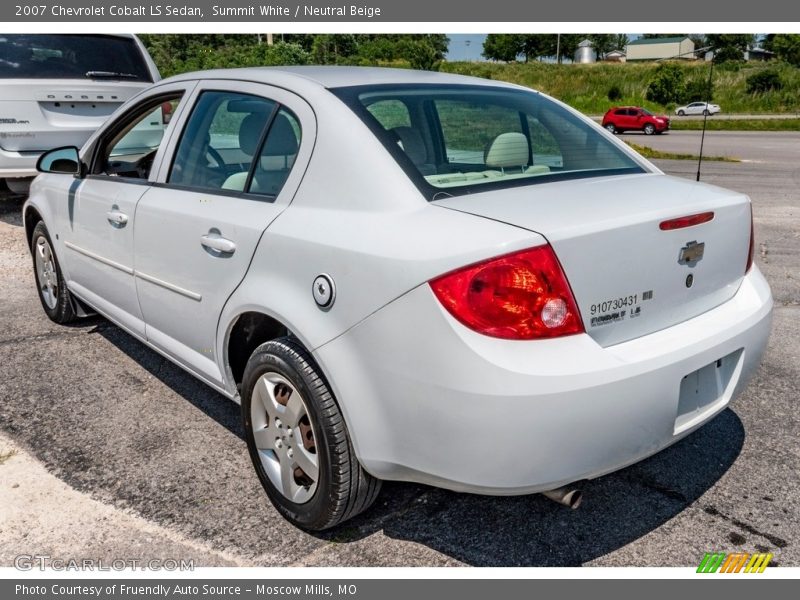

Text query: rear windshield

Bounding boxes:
[0,34,152,81]
[333,84,644,199]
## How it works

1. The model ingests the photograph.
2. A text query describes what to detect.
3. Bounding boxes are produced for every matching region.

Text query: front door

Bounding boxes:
[60,86,191,336]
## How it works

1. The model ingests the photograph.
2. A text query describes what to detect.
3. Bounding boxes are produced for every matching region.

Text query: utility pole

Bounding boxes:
[267,33,274,46]
[556,34,561,64]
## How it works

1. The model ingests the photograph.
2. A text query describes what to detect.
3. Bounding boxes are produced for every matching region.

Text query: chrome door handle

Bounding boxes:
[200,233,236,255]
[106,210,128,226]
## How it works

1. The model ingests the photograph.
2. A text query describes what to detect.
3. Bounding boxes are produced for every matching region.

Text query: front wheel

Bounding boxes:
[643,123,656,135]
[31,221,76,324]
[604,123,617,134]
[677,110,686,116]
[241,337,381,530]
[703,109,710,116]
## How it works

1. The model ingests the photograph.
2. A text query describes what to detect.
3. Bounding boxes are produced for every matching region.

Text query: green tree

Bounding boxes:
[588,34,616,58]
[482,34,522,62]
[556,34,586,63]
[772,34,800,66]
[706,34,755,63]
[518,35,557,62]
[759,34,777,52]
[646,63,686,105]
[613,34,629,51]
[311,34,359,64]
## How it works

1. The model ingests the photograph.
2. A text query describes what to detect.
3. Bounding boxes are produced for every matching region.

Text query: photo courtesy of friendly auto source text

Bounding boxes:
[1,0,799,594]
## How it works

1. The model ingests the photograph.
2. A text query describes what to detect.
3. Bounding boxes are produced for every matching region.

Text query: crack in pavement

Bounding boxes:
[0,324,117,348]
[703,505,789,549]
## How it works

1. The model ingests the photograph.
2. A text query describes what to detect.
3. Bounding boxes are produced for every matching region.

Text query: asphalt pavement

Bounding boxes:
[0,130,798,567]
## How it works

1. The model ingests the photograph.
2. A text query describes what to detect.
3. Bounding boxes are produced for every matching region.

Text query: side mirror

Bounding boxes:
[36,146,84,178]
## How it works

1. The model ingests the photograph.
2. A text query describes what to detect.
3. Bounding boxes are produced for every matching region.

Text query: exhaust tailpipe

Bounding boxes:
[541,485,583,509]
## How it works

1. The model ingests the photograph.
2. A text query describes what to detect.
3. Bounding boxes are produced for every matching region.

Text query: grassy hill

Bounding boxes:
[439,61,800,115]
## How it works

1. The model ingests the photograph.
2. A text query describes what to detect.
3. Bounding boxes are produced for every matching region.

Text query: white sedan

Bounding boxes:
[675,102,722,116]
[25,67,771,530]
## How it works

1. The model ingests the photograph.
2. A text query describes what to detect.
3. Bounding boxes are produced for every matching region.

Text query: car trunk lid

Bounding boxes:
[0,80,147,152]
[434,173,751,347]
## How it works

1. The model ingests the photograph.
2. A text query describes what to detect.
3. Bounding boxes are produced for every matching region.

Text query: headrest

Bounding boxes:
[261,113,300,157]
[239,113,266,156]
[392,126,427,166]
[484,132,530,169]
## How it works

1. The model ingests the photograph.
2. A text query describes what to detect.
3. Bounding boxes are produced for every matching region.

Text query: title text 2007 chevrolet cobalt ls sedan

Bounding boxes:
[25,67,772,530]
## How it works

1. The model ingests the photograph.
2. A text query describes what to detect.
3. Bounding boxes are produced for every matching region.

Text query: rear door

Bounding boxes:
[59,82,193,336]
[132,81,314,385]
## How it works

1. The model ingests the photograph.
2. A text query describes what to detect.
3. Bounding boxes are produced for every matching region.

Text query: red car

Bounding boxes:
[602,106,670,135]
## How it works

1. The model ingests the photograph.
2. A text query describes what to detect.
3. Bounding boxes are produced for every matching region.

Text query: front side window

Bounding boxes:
[94,94,182,180]
[334,85,644,199]
[169,91,300,198]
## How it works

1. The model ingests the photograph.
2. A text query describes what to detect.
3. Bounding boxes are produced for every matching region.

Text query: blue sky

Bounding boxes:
[445,34,488,61]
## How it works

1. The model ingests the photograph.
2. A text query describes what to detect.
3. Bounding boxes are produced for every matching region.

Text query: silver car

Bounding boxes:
[0,33,160,194]
[25,67,772,530]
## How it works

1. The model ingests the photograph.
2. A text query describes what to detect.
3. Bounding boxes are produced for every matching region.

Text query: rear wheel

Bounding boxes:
[643,123,656,135]
[604,123,617,134]
[31,221,76,324]
[241,337,381,530]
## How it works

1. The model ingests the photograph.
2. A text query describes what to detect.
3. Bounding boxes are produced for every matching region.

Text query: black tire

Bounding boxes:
[677,110,685,116]
[604,123,617,134]
[703,109,710,116]
[643,123,656,135]
[30,221,76,324]
[241,337,381,530]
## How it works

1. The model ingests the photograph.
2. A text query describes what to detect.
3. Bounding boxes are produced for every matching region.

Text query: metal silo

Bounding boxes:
[574,39,597,63]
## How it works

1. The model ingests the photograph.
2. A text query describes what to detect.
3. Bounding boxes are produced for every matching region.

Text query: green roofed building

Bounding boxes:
[625,36,696,61]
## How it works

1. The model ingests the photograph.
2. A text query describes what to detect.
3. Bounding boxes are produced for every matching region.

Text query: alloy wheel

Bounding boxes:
[250,371,319,504]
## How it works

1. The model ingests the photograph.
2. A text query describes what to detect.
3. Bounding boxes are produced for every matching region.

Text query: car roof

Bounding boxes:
[162,65,529,92]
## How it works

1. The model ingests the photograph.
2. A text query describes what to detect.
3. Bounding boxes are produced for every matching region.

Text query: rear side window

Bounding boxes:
[169,90,301,199]
[0,34,152,81]
[334,84,643,199]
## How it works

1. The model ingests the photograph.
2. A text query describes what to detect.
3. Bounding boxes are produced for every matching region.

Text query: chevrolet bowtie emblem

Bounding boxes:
[679,240,705,264]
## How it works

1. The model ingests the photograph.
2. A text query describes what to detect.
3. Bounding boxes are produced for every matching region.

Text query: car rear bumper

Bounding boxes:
[0,147,40,179]
[315,266,772,495]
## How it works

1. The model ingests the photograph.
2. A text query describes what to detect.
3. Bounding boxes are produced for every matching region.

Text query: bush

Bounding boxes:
[646,63,686,106]
[685,77,714,103]
[746,69,783,94]
[607,84,622,101]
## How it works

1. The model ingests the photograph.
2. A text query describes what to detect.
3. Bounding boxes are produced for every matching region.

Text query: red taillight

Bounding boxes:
[429,245,584,340]
[161,101,174,125]
[659,211,714,230]
[746,204,755,272]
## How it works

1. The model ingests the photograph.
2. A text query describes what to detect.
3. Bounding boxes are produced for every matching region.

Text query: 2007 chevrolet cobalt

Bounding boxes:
[24,67,772,530]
